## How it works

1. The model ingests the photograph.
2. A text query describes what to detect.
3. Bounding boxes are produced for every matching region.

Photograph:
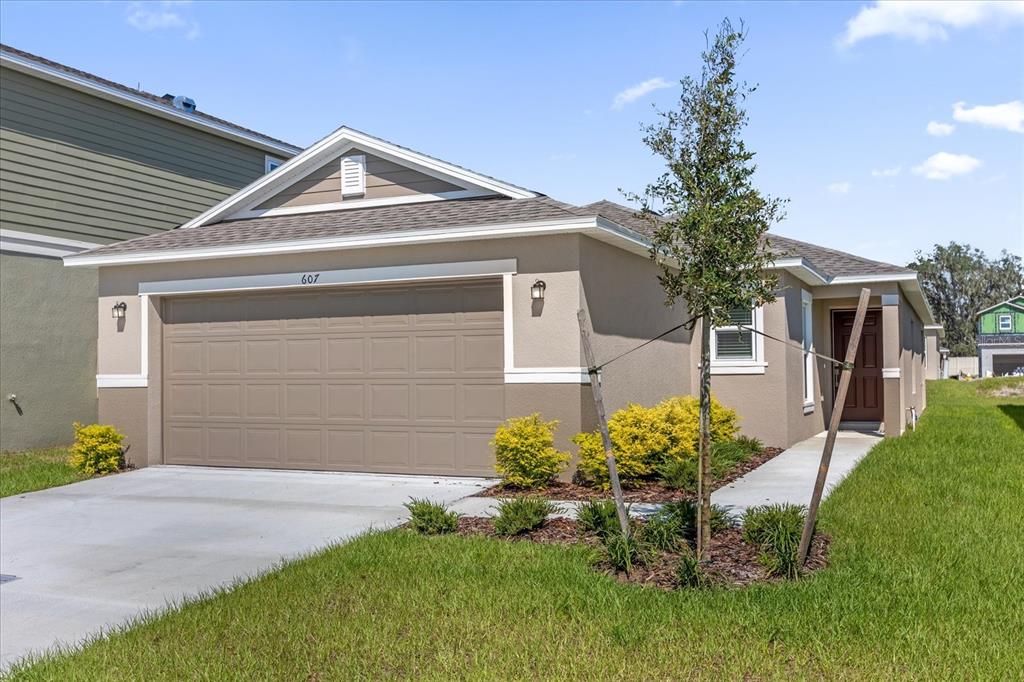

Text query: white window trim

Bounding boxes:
[264,155,284,174]
[801,290,815,413]
[710,306,766,375]
[998,314,1012,332]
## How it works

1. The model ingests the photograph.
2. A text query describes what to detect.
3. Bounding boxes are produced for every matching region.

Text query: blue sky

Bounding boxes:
[2,1,1022,265]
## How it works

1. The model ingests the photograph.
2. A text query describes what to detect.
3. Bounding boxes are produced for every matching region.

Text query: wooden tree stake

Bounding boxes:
[577,310,631,535]
[797,287,871,567]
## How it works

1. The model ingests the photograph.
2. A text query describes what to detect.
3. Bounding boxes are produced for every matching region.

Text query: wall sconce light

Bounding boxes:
[530,280,546,300]
[111,301,127,319]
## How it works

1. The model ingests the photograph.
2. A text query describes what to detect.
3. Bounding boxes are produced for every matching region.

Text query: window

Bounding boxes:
[801,290,814,412]
[710,305,765,374]
[998,314,1012,332]
[264,156,284,174]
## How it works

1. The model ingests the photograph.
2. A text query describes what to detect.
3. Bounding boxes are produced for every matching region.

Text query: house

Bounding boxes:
[924,325,948,380]
[976,295,1024,377]
[0,45,300,451]
[63,126,935,476]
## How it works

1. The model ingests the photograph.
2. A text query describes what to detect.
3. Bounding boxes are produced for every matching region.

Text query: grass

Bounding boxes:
[10,380,1024,679]
[0,447,85,498]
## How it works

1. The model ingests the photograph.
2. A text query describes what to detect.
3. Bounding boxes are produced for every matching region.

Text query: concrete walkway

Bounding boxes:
[712,430,881,516]
[0,466,491,670]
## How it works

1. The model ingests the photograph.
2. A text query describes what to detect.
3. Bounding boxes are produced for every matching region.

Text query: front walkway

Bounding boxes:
[0,466,490,670]
[712,430,881,515]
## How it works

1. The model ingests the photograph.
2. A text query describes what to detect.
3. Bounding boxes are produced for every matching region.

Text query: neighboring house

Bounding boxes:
[976,295,1024,377]
[0,45,300,451]
[63,126,935,476]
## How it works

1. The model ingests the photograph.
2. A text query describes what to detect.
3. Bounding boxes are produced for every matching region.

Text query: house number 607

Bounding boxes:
[300,273,320,284]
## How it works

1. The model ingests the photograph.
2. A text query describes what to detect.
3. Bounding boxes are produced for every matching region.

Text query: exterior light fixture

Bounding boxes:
[111,301,127,319]
[530,280,546,300]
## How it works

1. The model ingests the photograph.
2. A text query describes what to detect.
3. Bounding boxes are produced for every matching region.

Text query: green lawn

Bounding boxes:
[0,447,85,498]
[11,380,1024,680]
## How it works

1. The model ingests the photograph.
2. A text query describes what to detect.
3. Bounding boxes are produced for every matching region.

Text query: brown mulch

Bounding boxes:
[477,446,785,502]
[452,516,831,590]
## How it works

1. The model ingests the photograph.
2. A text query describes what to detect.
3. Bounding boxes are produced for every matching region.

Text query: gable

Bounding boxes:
[255,149,465,211]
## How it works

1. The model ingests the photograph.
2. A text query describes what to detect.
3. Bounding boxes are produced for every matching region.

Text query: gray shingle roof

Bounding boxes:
[1,43,299,152]
[71,194,914,281]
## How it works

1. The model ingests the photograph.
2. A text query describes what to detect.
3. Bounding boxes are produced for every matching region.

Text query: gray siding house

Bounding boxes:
[0,45,299,451]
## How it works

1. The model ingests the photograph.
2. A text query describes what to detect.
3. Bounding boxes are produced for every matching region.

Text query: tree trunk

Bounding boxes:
[697,315,712,560]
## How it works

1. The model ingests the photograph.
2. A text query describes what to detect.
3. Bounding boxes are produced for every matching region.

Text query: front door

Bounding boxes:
[832,309,884,422]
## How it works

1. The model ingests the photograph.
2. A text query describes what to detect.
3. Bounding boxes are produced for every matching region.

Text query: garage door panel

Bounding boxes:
[284,338,323,374]
[164,280,503,474]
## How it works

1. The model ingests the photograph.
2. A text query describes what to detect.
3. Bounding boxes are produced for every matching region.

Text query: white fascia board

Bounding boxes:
[1,229,102,258]
[772,257,829,285]
[230,189,490,220]
[65,217,604,267]
[976,298,1024,316]
[178,126,537,230]
[0,52,300,157]
[830,273,918,284]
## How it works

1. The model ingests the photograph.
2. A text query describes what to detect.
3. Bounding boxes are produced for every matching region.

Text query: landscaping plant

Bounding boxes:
[68,422,126,475]
[404,499,459,535]
[492,496,558,536]
[491,414,570,488]
[742,503,806,579]
[602,529,648,573]
[628,19,784,558]
[575,498,624,538]
[638,513,687,552]
[675,547,711,589]
[656,500,736,544]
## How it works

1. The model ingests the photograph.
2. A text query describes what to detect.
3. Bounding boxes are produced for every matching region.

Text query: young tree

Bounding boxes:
[629,20,785,559]
[909,243,1023,356]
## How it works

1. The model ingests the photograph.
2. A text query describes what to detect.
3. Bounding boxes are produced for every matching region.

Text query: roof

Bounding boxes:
[976,295,1024,317]
[1,44,300,155]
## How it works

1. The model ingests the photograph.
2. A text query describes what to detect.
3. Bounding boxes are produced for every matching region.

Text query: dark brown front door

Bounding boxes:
[832,309,884,422]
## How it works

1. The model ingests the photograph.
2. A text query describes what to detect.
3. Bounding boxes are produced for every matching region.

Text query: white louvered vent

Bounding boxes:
[340,155,366,197]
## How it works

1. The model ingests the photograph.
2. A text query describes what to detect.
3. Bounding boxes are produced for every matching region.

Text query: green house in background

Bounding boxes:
[976,295,1024,377]
[0,45,300,451]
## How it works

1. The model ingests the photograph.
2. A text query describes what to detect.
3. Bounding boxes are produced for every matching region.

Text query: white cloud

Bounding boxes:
[827,181,852,194]
[871,165,901,177]
[952,100,1024,133]
[125,1,199,39]
[926,121,955,136]
[839,1,1024,47]
[912,152,981,180]
[611,77,673,110]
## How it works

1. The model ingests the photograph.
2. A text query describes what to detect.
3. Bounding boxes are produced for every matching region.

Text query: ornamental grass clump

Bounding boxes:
[492,496,558,536]
[574,395,738,488]
[575,498,623,538]
[491,414,570,488]
[602,530,648,574]
[404,499,459,535]
[68,422,125,475]
[742,503,806,579]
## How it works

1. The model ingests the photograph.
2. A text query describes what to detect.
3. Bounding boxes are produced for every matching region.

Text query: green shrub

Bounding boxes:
[68,422,125,475]
[676,547,711,589]
[602,530,647,573]
[492,496,559,536]
[655,500,736,544]
[657,457,698,491]
[491,414,570,488]
[575,396,739,488]
[742,503,806,579]
[404,498,459,535]
[734,435,764,455]
[576,498,623,537]
[638,513,686,552]
[709,440,752,479]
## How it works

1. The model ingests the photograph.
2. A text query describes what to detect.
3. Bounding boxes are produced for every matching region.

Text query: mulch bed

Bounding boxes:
[477,446,785,503]
[452,516,831,590]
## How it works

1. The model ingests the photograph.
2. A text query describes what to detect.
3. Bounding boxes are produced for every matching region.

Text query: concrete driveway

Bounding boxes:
[0,466,490,669]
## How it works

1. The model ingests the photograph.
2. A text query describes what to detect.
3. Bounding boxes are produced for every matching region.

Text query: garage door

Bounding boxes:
[162,281,504,475]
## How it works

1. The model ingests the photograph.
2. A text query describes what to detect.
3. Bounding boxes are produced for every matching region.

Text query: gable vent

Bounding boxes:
[341,155,366,197]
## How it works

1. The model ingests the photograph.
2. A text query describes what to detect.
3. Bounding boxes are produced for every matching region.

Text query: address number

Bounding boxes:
[300,273,320,284]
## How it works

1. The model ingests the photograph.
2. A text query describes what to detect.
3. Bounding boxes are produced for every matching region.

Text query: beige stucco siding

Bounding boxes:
[578,236,690,416]
[256,150,464,210]
[924,329,941,380]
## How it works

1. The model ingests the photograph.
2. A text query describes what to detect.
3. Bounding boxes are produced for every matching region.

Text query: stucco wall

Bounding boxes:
[0,253,97,450]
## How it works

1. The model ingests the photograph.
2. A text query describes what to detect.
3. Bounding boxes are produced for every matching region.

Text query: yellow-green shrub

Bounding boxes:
[491,414,569,488]
[574,395,739,488]
[68,422,125,475]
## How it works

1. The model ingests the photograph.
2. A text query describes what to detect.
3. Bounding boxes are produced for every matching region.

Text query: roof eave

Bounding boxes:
[0,50,301,157]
